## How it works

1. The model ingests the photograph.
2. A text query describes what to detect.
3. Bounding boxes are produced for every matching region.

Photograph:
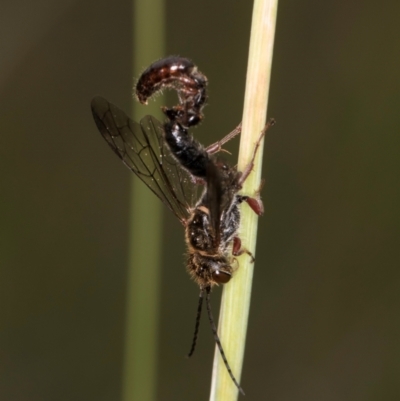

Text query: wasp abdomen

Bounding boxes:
[135,56,207,128]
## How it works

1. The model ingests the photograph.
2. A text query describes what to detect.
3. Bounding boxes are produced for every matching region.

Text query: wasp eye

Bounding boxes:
[212,269,231,284]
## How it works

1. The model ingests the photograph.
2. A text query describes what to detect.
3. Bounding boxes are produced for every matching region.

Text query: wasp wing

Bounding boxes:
[91,96,201,224]
[202,162,223,249]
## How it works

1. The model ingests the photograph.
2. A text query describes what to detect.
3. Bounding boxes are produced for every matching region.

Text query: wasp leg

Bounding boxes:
[237,185,264,216]
[238,118,275,186]
[205,122,242,154]
[232,236,255,263]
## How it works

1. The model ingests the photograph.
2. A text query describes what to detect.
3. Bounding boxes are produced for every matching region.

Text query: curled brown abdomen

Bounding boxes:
[135,56,208,127]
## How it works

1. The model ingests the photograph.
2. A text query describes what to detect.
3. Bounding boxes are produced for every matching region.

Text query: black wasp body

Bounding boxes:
[91,56,273,395]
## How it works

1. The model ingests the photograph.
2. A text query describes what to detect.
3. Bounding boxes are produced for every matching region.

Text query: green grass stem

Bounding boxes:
[121,1,165,401]
[210,0,278,399]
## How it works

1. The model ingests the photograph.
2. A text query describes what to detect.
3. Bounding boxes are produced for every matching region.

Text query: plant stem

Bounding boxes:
[122,1,165,401]
[210,0,278,399]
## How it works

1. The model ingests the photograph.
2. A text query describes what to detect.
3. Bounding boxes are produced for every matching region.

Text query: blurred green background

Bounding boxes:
[1,1,400,400]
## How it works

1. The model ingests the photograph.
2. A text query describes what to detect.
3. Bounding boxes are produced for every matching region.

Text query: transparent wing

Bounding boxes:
[202,162,223,248]
[91,96,201,223]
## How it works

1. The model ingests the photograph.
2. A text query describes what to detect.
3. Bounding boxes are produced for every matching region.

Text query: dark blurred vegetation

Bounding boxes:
[1,1,399,400]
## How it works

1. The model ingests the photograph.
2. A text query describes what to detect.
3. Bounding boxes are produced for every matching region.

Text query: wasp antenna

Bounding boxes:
[187,288,205,357]
[205,287,245,395]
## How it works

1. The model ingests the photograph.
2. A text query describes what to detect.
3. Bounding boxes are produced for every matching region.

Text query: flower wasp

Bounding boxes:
[91,56,274,395]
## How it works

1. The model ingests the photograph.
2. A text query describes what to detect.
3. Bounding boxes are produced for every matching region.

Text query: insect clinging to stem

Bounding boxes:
[91,56,274,395]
